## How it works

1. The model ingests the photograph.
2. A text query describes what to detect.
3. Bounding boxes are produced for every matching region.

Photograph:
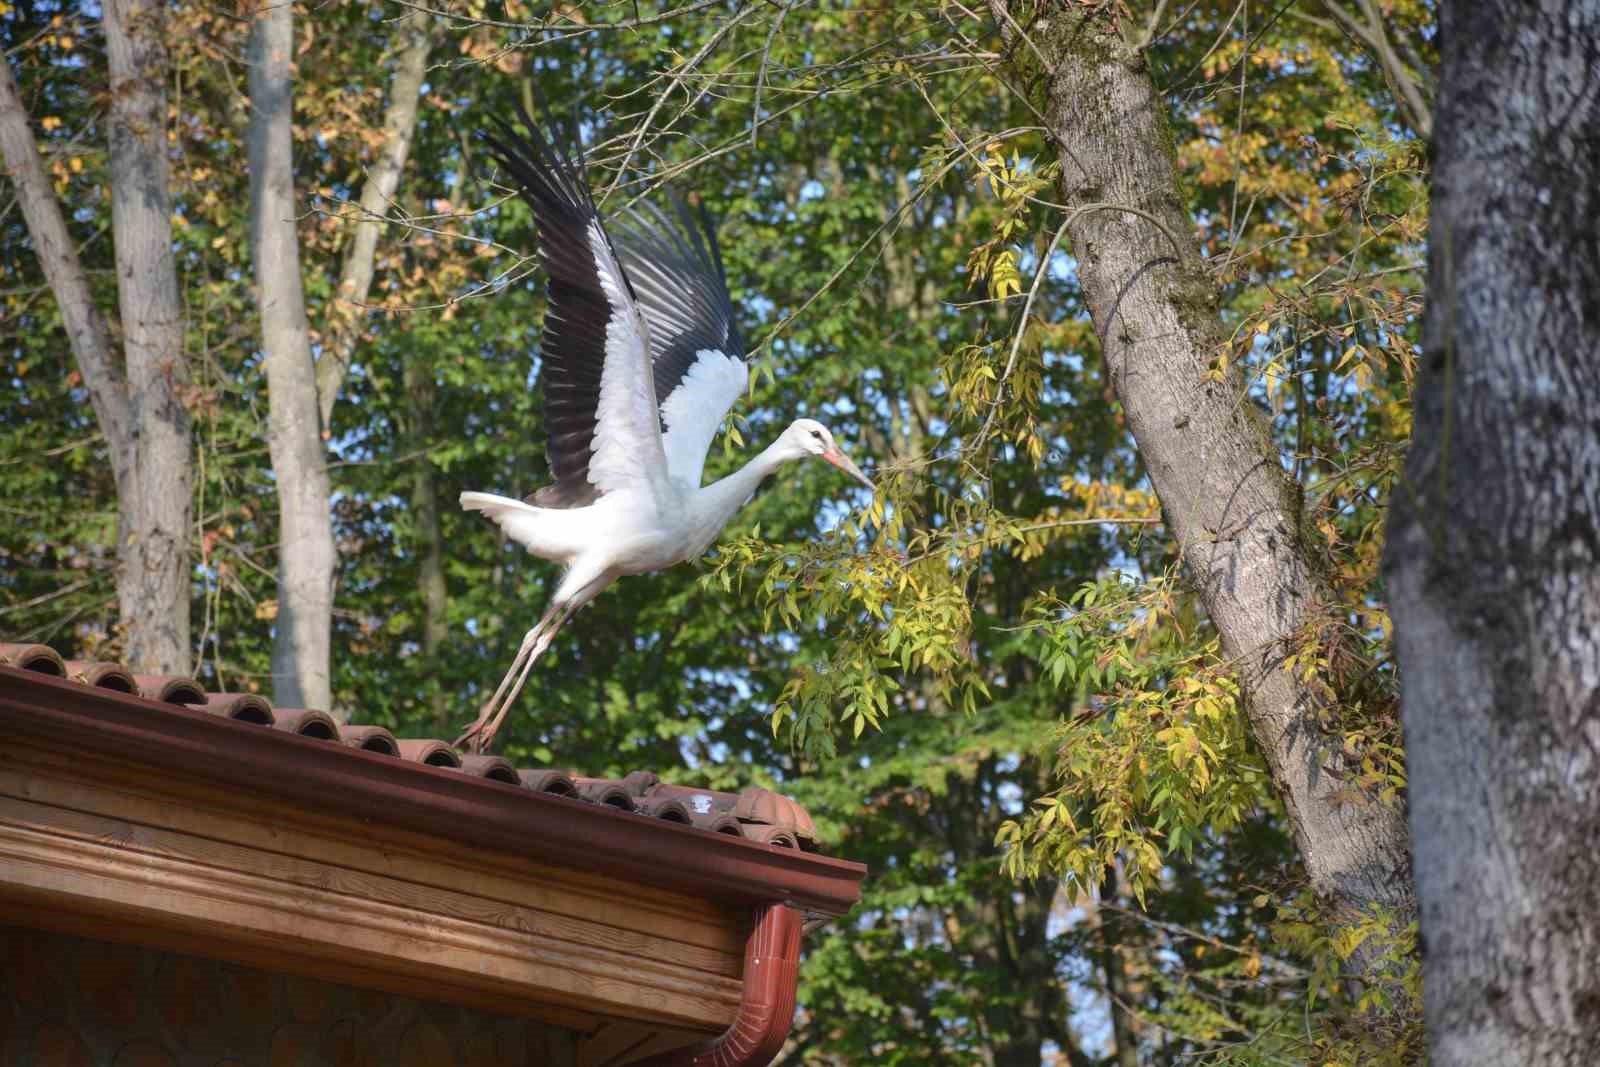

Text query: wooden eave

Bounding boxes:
[0,668,865,1064]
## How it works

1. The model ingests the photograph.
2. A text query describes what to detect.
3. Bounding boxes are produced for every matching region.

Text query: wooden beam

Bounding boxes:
[0,740,744,1033]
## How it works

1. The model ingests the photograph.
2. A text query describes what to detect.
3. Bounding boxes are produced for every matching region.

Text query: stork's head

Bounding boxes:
[780,418,876,491]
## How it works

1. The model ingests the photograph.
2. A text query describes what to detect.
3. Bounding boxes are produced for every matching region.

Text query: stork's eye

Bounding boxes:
[811,429,824,440]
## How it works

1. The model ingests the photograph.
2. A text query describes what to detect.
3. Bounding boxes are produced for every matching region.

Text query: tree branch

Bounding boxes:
[0,55,130,469]
[1321,0,1433,140]
[314,5,439,430]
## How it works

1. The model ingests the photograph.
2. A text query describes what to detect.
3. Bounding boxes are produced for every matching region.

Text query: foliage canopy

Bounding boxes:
[1,0,1433,1062]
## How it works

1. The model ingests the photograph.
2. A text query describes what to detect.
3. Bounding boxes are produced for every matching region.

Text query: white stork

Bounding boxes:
[456,108,875,753]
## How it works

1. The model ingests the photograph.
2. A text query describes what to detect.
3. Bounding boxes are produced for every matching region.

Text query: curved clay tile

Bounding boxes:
[339,724,400,756]
[188,692,275,726]
[635,795,694,824]
[272,707,339,740]
[0,643,67,676]
[644,783,738,818]
[396,738,462,768]
[132,675,206,706]
[689,811,745,837]
[518,769,579,796]
[63,660,137,693]
[733,787,816,841]
[742,825,800,849]
[573,777,635,811]
[458,754,520,785]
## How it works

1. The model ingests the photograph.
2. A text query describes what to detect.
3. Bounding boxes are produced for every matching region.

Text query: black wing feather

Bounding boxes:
[611,197,746,417]
[482,105,623,509]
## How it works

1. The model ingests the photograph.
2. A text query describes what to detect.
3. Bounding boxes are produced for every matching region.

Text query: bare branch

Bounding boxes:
[0,55,131,467]
[1320,0,1433,139]
[603,1,759,200]
[315,5,439,429]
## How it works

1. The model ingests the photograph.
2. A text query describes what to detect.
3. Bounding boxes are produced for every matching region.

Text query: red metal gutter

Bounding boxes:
[0,667,865,917]
[633,903,803,1067]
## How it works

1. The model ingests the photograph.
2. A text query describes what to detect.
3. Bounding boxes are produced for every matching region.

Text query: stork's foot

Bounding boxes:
[455,712,499,755]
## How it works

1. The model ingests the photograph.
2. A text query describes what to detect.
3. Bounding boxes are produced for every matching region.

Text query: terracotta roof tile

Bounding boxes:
[458,753,521,785]
[133,674,205,705]
[575,777,638,810]
[272,706,339,739]
[0,641,66,675]
[192,692,275,725]
[63,661,136,693]
[339,723,400,755]
[0,641,826,852]
[518,768,578,795]
[396,738,463,768]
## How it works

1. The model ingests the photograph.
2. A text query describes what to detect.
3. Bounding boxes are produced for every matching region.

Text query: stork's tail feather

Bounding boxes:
[460,490,584,562]
[460,491,533,518]
[460,490,546,545]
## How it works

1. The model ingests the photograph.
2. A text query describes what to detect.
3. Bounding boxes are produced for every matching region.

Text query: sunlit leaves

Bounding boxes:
[994,575,1268,904]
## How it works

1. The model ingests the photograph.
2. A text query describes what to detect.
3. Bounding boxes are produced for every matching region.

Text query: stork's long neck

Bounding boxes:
[690,438,794,541]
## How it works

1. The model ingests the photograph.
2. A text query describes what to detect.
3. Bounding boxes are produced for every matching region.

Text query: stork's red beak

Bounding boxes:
[823,447,876,492]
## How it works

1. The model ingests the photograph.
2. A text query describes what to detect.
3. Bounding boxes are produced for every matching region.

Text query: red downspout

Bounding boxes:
[634,902,803,1067]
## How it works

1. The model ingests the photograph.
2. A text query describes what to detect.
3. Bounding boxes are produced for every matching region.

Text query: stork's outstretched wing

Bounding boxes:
[483,110,667,507]
[612,200,749,490]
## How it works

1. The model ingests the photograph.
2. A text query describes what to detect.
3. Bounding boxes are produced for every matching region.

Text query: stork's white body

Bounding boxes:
[454,109,873,753]
[461,444,777,582]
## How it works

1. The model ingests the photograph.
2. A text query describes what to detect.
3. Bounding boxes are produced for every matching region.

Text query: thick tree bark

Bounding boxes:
[4,13,191,673]
[1383,2,1600,1063]
[103,0,192,674]
[314,7,437,429]
[1003,3,1415,957]
[248,2,335,710]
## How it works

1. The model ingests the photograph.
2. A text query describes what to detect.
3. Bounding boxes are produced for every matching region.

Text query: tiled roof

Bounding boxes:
[0,641,818,851]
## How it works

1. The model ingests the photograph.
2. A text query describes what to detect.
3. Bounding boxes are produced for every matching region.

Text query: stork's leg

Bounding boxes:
[455,601,560,752]
[457,566,614,754]
[476,600,576,746]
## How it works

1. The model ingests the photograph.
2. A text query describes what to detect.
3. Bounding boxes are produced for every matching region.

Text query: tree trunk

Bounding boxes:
[1382,2,1600,1063]
[248,1,334,710]
[1097,867,1140,1067]
[103,0,192,674]
[247,7,434,710]
[1005,3,1415,956]
[403,355,450,730]
[5,11,192,674]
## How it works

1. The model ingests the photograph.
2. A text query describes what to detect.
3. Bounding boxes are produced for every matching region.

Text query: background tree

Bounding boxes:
[1385,1,1600,1063]
[981,0,1415,976]
[0,0,191,673]
[250,5,437,709]
[247,0,334,709]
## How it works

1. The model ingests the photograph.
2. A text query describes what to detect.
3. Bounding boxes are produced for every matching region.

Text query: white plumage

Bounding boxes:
[455,108,875,753]
[659,348,749,488]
